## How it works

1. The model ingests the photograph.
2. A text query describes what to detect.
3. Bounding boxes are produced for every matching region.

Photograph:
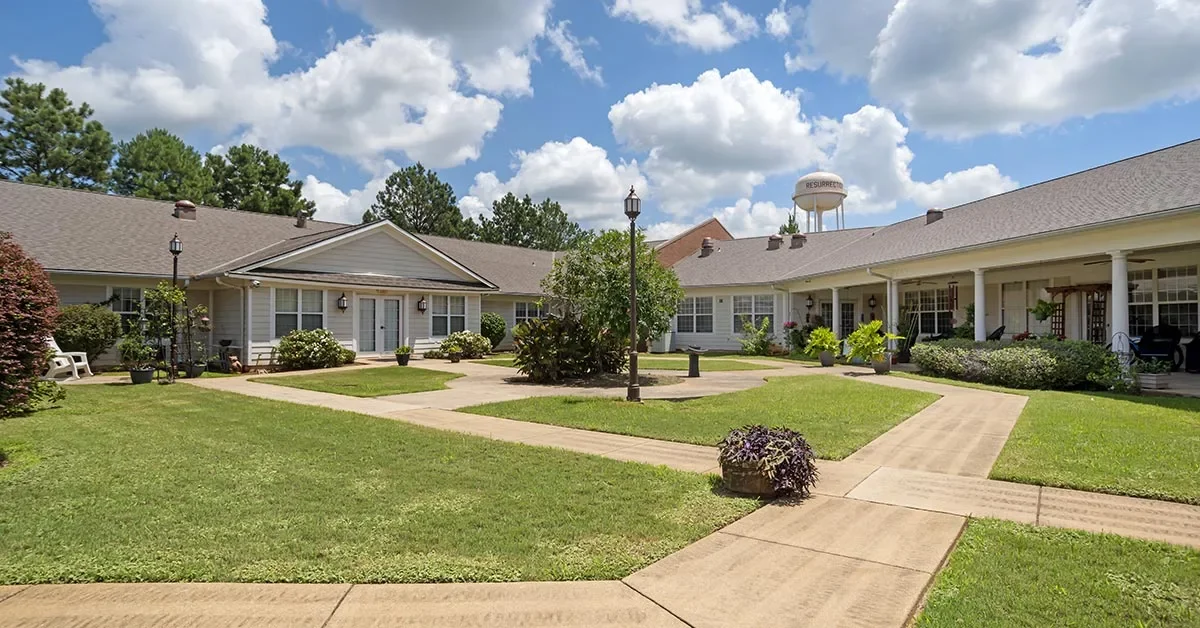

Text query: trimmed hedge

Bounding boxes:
[277,328,344,371]
[910,338,1110,390]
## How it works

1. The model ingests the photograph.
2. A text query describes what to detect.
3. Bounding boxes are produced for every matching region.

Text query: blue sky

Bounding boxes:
[4,0,1199,238]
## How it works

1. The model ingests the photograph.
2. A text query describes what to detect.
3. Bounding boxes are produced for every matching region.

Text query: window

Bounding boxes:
[1128,269,1155,337]
[734,294,774,330]
[1157,265,1198,335]
[274,288,324,337]
[432,295,466,337]
[111,287,143,333]
[904,288,951,336]
[840,302,855,338]
[514,301,544,327]
[676,296,714,333]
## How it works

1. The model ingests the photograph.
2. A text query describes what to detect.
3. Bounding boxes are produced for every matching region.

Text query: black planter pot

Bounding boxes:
[449,352,462,364]
[819,351,835,367]
[184,363,207,379]
[396,353,411,366]
[129,368,154,385]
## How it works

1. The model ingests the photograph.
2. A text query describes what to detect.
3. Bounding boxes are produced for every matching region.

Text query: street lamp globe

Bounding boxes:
[169,233,183,256]
[624,186,641,221]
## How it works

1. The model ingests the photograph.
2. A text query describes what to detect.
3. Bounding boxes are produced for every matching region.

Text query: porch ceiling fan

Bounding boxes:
[1082,258,1155,266]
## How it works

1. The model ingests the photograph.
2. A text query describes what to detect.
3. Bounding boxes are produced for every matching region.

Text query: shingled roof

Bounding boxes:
[417,235,558,296]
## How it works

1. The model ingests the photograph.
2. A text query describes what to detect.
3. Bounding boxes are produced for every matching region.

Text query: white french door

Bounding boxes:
[358,297,404,354]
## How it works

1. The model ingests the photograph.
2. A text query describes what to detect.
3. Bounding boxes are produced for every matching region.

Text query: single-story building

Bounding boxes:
[2,138,1198,366]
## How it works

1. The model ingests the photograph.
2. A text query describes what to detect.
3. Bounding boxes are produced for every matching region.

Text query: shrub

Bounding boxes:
[480,311,507,350]
[54,304,122,363]
[396,345,412,355]
[1,232,60,418]
[738,316,774,356]
[423,349,445,360]
[845,320,902,363]
[439,331,491,359]
[718,425,819,495]
[512,313,626,383]
[340,347,357,365]
[118,328,156,370]
[277,328,344,371]
[804,327,840,357]
[911,338,1112,390]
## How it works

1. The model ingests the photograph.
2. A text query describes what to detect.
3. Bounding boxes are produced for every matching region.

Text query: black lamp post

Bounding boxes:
[168,233,183,384]
[624,186,641,402]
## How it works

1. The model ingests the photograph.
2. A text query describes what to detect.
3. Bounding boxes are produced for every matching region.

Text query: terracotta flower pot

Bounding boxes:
[721,460,777,498]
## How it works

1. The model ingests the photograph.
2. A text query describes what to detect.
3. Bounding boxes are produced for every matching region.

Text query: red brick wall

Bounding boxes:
[656,220,734,267]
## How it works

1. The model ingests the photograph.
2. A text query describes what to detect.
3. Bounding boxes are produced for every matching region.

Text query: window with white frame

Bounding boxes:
[676,296,714,333]
[1128,269,1155,337]
[904,289,952,336]
[274,288,325,337]
[111,287,143,333]
[734,295,774,330]
[1157,265,1198,335]
[514,301,544,327]
[432,295,466,336]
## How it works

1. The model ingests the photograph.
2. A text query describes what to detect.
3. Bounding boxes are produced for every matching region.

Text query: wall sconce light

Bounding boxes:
[804,295,814,309]
[868,295,877,309]
[416,297,428,313]
[337,293,348,312]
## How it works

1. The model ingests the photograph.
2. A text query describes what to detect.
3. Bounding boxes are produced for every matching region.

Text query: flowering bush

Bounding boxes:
[1,233,61,417]
[719,425,819,495]
[439,331,491,359]
[277,328,344,371]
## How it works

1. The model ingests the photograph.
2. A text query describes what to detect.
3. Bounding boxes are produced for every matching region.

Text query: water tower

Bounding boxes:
[792,172,847,232]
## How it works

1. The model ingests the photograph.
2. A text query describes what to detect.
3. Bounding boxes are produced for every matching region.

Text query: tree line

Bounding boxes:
[0,78,590,251]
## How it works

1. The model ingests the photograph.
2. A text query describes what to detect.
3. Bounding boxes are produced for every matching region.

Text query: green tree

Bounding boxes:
[541,229,684,347]
[362,163,472,238]
[779,211,800,235]
[476,193,591,250]
[110,128,211,201]
[205,144,314,216]
[0,78,114,190]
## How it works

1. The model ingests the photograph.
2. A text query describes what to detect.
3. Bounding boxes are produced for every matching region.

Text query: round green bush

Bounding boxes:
[340,347,357,365]
[480,311,507,350]
[277,328,344,371]
[438,331,492,359]
[55,304,122,363]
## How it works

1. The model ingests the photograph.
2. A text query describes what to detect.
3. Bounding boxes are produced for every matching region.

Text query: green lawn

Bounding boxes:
[896,373,1200,505]
[0,385,758,584]
[251,366,463,397]
[462,375,938,459]
[917,519,1200,627]
[477,357,780,371]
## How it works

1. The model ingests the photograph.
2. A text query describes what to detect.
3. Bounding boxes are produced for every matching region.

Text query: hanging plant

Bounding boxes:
[1029,299,1057,322]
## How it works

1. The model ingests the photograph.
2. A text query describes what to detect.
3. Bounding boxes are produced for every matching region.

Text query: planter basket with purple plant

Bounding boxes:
[718,425,819,498]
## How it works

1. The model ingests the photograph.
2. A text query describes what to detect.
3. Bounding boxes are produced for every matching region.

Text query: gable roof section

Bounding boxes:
[671,228,877,287]
[653,217,734,250]
[417,235,557,295]
[0,180,347,277]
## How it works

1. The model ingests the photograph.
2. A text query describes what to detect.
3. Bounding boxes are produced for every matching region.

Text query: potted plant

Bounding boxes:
[718,425,819,498]
[804,327,840,367]
[447,343,462,363]
[181,306,210,378]
[183,340,208,378]
[1029,299,1057,322]
[395,345,412,366]
[1137,359,1172,390]
[118,329,157,384]
[845,320,903,375]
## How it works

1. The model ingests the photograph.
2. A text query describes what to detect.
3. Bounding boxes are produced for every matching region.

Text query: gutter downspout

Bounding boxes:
[866,268,900,352]
[214,276,246,359]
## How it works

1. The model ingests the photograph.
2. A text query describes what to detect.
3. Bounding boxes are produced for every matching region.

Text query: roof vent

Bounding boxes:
[926,208,944,225]
[700,237,715,258]
[295,210,308,228]
[790,233,807,249]
[767,234,783,250]
[174,200,197,220]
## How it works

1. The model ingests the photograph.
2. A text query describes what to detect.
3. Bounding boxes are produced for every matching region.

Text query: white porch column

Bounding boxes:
[1110,250,1130,357]
[974,269,987,341]
[887,279,900,351]
[831,287,841,338]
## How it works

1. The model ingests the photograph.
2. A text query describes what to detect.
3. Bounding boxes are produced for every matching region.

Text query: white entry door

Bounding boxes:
[358,297,404,354]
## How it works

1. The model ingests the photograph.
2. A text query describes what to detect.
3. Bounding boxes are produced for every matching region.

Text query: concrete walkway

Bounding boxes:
[9,359,1200,627]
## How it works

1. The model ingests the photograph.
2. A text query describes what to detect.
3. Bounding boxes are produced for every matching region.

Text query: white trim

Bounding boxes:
[246,284,254,349]
[227,273,493,295]
[207,290,214,351]
[223,221,499,289]
[269,287,328,340]
[351,291,359,353]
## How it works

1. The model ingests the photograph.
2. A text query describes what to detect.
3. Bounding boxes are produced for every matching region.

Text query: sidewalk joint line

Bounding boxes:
[715,531,934,575]
[1035,486,1043,526]
[622,580,695,627]
[320,583,354,628]
[844,465,882,496]
[0,585,30,605]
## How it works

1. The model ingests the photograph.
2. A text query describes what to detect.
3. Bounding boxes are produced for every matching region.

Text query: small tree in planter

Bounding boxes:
[1137,358,1172,390]
[395,345,412,366]
[718,425,819,498]
[804,327,840,366]
[119,328,157,384]
[846,320,903,374]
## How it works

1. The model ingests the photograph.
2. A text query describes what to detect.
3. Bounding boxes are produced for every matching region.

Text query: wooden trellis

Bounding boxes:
[1044,283,1113,343]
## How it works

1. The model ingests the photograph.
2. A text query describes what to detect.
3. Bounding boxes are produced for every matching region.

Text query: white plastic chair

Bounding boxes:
[45,338,93,380]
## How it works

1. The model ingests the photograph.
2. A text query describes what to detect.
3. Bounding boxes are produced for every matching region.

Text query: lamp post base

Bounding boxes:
[627,350,641,402]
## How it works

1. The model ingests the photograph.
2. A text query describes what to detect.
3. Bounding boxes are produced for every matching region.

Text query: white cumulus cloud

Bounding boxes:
[609,0,759,51]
